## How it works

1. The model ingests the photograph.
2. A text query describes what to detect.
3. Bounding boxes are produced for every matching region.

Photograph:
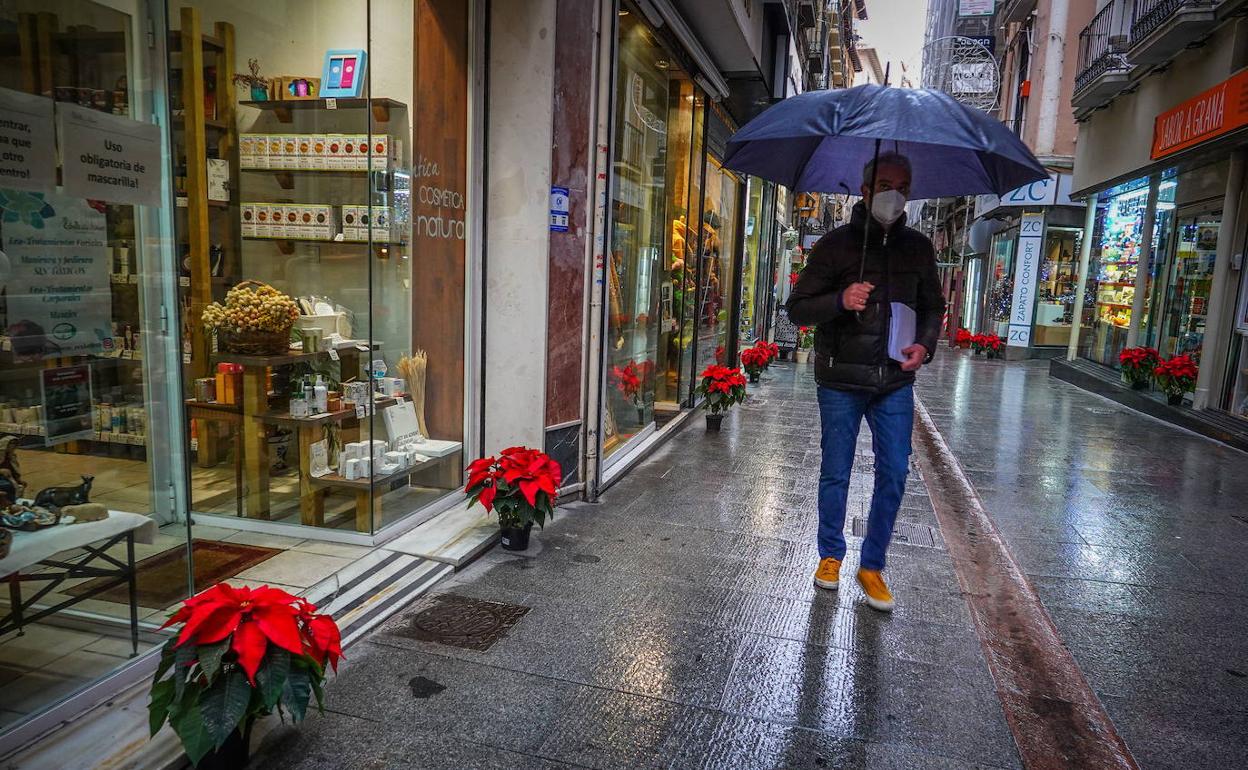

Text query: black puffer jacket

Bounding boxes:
[786,202,945,394]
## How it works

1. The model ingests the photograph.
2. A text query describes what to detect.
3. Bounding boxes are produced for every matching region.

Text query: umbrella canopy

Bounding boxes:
[723,84,1048,199]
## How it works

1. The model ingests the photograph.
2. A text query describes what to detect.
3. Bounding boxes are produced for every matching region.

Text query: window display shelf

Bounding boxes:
[1098,302,1134,309]
[240,97,404,124]
[258,397,399,428]
[243,236,403,257]
[310,457,437,491]
[172,116,229,132]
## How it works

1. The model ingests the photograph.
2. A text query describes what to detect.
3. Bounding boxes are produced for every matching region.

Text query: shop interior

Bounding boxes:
[1,0,471,736]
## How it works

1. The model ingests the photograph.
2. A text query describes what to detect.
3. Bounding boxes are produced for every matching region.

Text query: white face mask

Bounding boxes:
[871,189,907,226]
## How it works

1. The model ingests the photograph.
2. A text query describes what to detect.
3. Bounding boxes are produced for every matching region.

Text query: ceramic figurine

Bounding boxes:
[34,475,94,510]
[0,435,26,500]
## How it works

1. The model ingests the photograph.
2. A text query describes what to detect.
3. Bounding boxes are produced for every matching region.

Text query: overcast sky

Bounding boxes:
[855,0,929,86]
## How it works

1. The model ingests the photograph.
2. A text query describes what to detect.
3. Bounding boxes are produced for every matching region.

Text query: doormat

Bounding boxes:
[390,593,529,652]
[67,539,281,609]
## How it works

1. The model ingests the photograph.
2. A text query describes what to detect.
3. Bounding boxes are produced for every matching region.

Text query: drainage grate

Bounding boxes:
[850,517,941,549]
[392,594,530,652]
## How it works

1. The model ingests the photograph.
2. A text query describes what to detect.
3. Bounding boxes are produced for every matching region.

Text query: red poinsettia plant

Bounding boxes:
[1119,346,1160,388]
[955,328,972,348]
[798,327,815,350]
[1154,354,1198,398]
[970,333,1003,357]
[695,364,748,415]
[611,361,642,404]
[740,346,769,378]
[149,583,342,765]
[466,446,562,530]
[759,341,780,366]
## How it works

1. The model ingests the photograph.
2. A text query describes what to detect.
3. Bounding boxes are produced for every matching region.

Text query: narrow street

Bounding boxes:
[251,356,1248,770]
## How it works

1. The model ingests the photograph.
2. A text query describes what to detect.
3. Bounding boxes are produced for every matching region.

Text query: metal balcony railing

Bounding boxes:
[1075,2,1131,94]
[1131,0,1214,42]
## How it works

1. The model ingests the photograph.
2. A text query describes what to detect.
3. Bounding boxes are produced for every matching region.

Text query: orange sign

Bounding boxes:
[1152,69,1248,159]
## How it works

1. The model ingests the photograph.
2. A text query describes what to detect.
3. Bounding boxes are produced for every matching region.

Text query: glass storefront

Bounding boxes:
[739,178,774,345]
[1,0,476,742]
[1030,226,1083,348]
[1151,208,1218,362]
[602,4,744,462]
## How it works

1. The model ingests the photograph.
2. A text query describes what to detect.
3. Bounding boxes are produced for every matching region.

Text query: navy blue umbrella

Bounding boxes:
[723,84,1048,199]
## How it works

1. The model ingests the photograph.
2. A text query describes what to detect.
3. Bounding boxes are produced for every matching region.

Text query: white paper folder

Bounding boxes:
[888,302,916,363]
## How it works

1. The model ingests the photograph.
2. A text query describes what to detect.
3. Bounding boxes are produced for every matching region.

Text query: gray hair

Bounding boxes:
[863,151,912,186]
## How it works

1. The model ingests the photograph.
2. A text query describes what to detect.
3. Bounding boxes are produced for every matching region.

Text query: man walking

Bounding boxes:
[786,152,945,611]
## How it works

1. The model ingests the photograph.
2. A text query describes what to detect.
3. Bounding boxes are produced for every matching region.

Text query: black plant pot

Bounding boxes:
[706,413,724,431]
[1129,379,1149,391]
[500,523,534,551]
[1167,393,1184,406]
[749,372,760,383]
[195,726,250,770]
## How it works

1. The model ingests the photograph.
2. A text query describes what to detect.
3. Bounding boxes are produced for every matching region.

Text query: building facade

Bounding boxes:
[0,0,836,763]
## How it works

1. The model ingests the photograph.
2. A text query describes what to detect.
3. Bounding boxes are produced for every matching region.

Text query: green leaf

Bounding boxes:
[256,648,291,710]
[282,665,313,722]
[153,640,177,684]
[197,640,230,683]
[309,674,326,715]
[199,669,252,749]
[173,643,197,702]
[169,692,215,766]
[149,678,176,737]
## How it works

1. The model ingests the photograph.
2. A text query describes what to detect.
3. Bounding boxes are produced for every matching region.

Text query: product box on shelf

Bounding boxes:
[281,135,300,170]
[266,135,284,170]
[241,203,257,238]
[326,135,346,170]
[312,135,330,170]
[371,206,392,243]
[369,136,389,171]
[309,204,336,240]
[340,205,362,241]
[239,134,259,168]
[296,135,314,169]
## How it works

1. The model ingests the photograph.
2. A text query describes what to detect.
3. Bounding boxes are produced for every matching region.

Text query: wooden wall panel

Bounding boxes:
[412,0,469,441]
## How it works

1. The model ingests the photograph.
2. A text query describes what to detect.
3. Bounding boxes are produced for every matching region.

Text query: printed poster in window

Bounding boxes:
[40,364,94,445]
[1,191,111,359]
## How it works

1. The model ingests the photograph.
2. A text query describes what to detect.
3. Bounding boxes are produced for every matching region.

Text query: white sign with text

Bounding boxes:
[0,87,56,192]
[1008,212,1046,347]
[59,104,162,207]
[2,193,111,358]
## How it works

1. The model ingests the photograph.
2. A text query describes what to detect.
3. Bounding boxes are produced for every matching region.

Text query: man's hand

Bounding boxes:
[841,282,875,312]
[899,344,927,372]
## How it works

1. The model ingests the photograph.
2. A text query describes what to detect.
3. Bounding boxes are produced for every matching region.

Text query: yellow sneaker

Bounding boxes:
[813,557,842,590]
[856,568,895,612]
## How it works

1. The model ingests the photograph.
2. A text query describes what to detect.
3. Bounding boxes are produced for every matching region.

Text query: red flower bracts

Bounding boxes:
[150,583,342,764]
[955,328,972,348]
[1154,354,1198,397]
[970,333,1003,356]
[612,362,642,400]
[760,341,779,366]
[1119,346,1160,387]
[465,446,561,529]
[740,346,769,377]
[695,364,748,415]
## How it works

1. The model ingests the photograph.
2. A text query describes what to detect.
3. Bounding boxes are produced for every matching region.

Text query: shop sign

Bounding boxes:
[40,364,94,446]
[1007,212,1045,347]
[0,87,56,193]
[979,173,1081,215]
[59,104,162,207]
[958,0,995,16]
[1,192,111,359]
[1151,68,1248,159]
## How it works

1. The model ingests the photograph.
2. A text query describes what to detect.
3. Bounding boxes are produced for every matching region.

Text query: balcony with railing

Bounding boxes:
[1128,0,1218,64]
[1073,0,1133,112]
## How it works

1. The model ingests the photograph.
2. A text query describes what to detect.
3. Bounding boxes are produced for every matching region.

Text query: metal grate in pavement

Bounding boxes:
[392,594,530,652]
[850,517,941,549]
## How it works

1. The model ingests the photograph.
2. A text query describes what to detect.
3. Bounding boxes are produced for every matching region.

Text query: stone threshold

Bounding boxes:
[1050,357,1248,452]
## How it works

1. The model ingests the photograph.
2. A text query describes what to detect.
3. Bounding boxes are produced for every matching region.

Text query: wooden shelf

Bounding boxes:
[211,341,373,369]
[310,459,434,491]
[258,397,399,428]
[240,97,405,124]
[243,236,403,257]
[176,196,231,209]
[241,167,381,190]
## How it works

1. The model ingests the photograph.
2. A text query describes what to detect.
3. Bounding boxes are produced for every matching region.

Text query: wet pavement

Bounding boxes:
[253,353,1247,769]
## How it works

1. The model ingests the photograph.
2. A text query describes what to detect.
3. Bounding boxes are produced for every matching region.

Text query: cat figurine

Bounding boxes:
[34,475,94,510]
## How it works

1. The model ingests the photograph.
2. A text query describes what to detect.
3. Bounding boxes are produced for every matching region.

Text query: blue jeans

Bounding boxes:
[816,383,914,571]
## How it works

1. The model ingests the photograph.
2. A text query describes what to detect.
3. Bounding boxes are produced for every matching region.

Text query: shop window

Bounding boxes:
[173,0,471,538]
[1,0,178,737]
[1154,210,1218,363]
[695,158,741,375]
[1030,227,1083,347]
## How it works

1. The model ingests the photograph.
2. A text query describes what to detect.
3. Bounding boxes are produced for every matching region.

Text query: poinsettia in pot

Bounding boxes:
[149,583,342,770]
[954,328,972,349]
[741,346,769,383]
[466,446,561,551]
[760,341,780,368]
[1154,354,1198,406]
[983,333,1004,359]
[611,360,644,423]
[797,327,815,364]
[1118,346,1160,390]
[695,364,747,432]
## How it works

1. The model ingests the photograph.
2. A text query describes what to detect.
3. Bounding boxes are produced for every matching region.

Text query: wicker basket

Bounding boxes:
[0,528,11,560]
[211,280,295,355]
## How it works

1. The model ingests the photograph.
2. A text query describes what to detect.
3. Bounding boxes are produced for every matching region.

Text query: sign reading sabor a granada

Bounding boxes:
[1152,69,1248,159]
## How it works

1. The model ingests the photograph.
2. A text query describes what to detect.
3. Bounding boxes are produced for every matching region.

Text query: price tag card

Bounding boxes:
[328,348,340,361]
[326,98,337,110]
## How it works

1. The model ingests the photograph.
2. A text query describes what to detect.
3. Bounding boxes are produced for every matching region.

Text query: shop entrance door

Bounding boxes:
[1153,206,1221,363]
